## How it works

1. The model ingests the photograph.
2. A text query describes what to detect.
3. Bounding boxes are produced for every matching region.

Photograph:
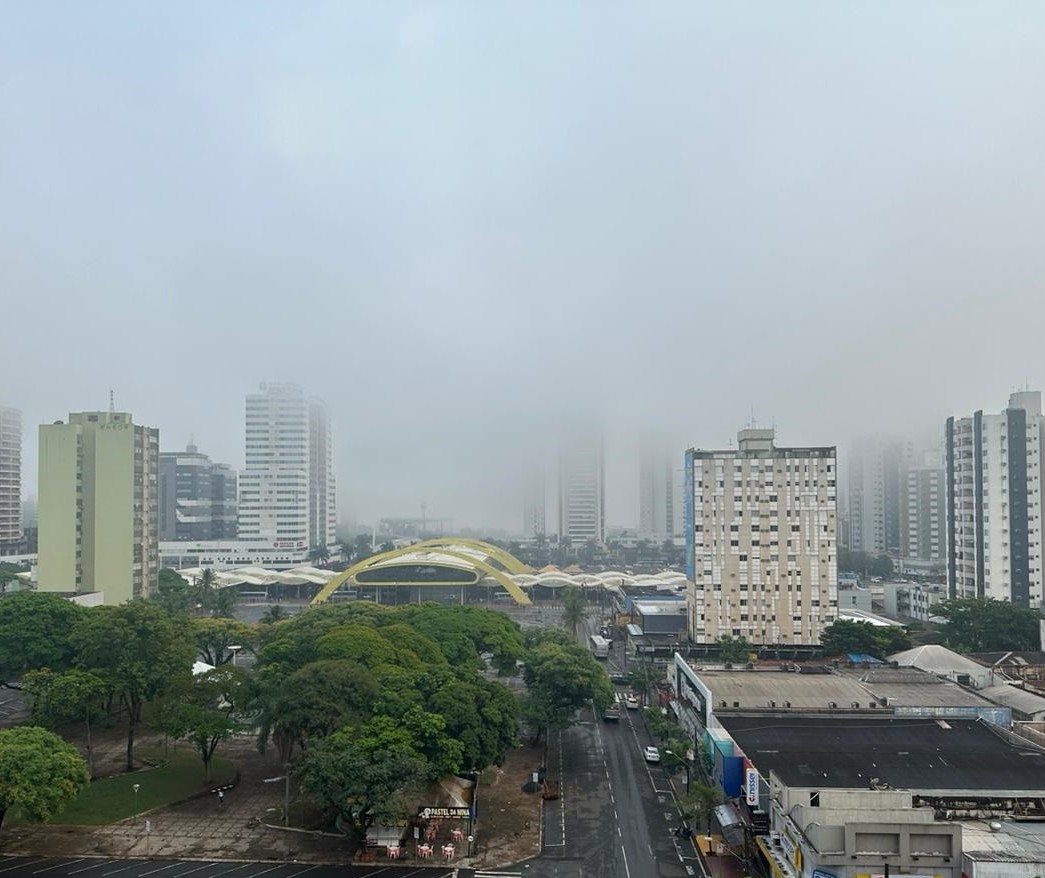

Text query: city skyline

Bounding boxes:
[5,4,1045,532]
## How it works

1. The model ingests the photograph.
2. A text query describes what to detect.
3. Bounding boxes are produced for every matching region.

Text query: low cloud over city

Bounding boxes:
[3,2,1045,530]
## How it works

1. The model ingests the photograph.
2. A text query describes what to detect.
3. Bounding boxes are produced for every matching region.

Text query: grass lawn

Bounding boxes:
[54,747,236,825]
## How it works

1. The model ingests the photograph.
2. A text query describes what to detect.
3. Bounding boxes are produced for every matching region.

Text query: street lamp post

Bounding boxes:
[132,782,140,817]
[228,645,242,666]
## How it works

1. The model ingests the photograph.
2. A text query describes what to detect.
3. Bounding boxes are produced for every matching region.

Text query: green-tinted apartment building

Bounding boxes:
[37,411,160,604]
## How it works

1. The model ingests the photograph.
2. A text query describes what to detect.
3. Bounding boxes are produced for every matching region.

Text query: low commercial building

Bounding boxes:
[723,714,1045,878]
[159,539,310,572]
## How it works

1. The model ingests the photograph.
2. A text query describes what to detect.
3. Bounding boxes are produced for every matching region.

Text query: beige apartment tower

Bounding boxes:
[685,428,838,646]
[37,411,160,604]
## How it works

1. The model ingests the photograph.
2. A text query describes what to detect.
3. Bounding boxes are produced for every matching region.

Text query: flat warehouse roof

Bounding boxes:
[719,715,1045,794]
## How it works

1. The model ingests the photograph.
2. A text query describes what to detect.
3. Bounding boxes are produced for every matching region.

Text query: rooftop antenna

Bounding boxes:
[108,389,115,413]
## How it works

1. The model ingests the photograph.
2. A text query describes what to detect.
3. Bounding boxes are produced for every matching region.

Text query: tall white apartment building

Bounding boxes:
[239,383,336,553]
[639,442,682,542]
[0,406,21,553]
[558,436,605,544]
[309,399,337,551]
[847,437,903,556]
[945,391,1044,607]
[685,428,838,646]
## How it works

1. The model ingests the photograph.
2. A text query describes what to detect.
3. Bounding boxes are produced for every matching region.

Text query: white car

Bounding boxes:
[625,695,640,710]
[644,746,661,764]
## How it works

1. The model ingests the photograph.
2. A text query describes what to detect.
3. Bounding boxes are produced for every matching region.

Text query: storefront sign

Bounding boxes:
[417,806,471,820]
[812,870,837,878]
[745,768,759,805]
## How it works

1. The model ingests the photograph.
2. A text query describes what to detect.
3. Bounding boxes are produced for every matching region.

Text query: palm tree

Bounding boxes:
[309,544,331,566]
[560,584,586,636]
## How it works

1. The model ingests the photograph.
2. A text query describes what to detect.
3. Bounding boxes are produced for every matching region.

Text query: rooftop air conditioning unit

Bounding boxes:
[829,701,838,709]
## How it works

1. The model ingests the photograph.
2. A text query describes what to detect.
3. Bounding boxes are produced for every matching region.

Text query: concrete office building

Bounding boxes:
[639,442,682,542]
[685,428,838,646]
[558,435,604,544]
[239,383,336,554]
[946,390,1045,606]
[899,449,945,575]
[847,436,903,556]
[0,406,21,553]
[158,442,238,541]
[37,410,160,603]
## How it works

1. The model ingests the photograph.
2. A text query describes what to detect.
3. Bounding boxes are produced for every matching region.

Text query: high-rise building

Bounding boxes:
[238,383,336,553]
[37,410,159,603]
[847,437,903,557]
[309,399,337,552]
[523,469,546,537]
[558,436,605,544]
[899,450,945,575]
[0,406,21,553]
[685,428,838,646]
[158,442,238,542]
[639,443,681,542]
[946,391,1044,606]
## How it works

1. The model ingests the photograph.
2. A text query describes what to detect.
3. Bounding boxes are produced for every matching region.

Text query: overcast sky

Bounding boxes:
[3,2,1045,532]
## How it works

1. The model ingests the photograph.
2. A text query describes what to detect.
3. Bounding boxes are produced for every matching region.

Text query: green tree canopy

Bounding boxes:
[717,635,753,664]
[260,659,380,759]
[23,668,107,777]
[521,629,612,742]
[560,584,586,636]
[192,617,258,666]
[295,721,427,843]
[934,598,1040,652]
[819,620,911,658]
[71,601,196,770]
[0,592,88,687]
[0,725,90,825]
[176,665,250,779]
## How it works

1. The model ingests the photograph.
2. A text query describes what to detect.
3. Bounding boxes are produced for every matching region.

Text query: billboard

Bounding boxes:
[745,767,759,805]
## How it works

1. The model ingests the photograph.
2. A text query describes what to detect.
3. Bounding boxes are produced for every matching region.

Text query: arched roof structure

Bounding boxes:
[310,538,534,606]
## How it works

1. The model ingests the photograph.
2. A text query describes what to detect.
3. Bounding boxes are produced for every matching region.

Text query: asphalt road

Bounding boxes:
[534,704,706,878]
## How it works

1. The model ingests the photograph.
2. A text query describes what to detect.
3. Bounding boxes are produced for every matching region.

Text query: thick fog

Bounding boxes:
[3,2,1045,532]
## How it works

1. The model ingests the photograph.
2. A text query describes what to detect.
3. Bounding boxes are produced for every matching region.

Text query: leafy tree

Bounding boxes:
[521,629,613,742]
[388,605,524,675]
[262,660,379,757]
[679,782,722,831]
[560,585,586,636]
[717,635,753,664]
[934,598,1040,652]
[71,601,196,771]
[421,669,519,771]
[0,592,87,688]
[295,721,427,844]
[0,726,90,825]
[309,545,331,566]
[193,617,257,666]
[0,563,28,593]
[819,620,911,658]
[23,669,107,777]
[154,568,195,615]
[196,569,237,618]
[177,666,249,779]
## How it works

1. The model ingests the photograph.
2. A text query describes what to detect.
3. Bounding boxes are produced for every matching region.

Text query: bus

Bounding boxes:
[589,634,611,659]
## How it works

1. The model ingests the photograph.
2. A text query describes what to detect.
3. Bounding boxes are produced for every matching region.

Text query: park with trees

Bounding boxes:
[0,577,611,846]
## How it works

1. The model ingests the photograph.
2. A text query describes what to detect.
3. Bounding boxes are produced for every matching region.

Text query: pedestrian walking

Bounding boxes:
[217,790,224,807]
